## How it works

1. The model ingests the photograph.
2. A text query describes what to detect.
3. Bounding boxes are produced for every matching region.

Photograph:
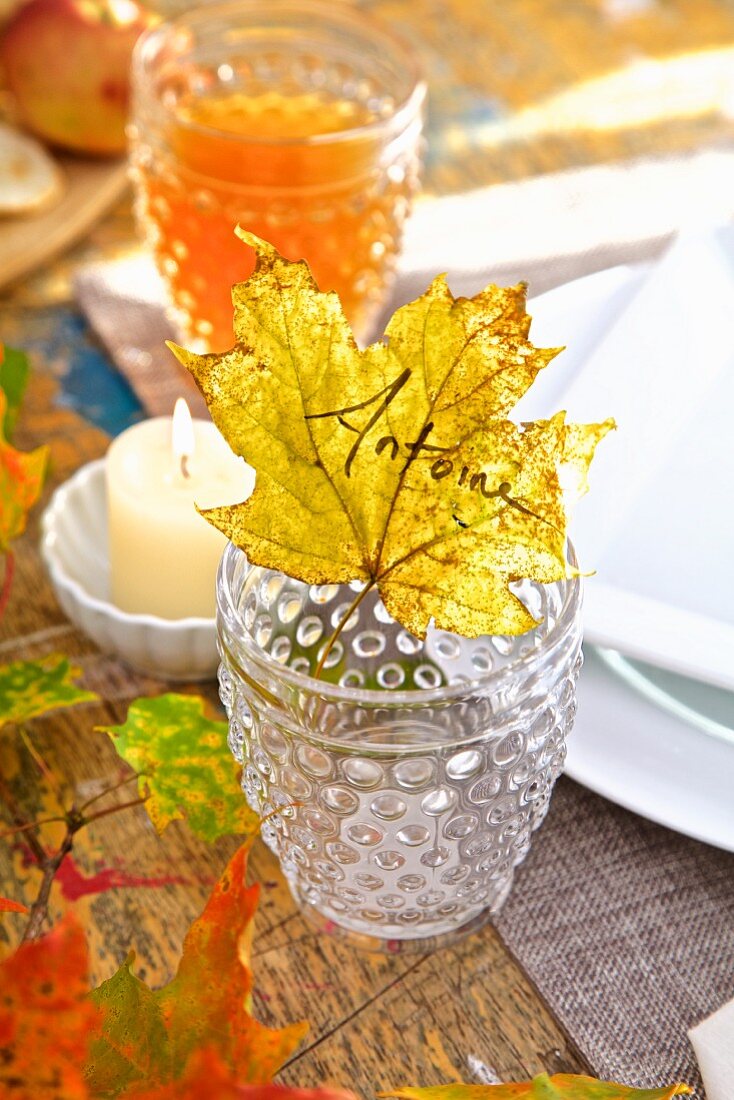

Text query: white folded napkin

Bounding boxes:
[523,226,734,692]
[690,997,734,1100]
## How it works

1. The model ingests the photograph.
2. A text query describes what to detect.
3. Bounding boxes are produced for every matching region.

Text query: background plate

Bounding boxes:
[524,249,734,691]
[0,155,128,291]
[566,647,734,851]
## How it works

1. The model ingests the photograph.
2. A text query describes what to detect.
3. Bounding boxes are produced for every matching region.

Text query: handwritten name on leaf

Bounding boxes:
[169,233,613,640]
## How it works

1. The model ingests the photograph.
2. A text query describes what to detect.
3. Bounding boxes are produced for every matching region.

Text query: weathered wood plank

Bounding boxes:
[0,358,588,1090]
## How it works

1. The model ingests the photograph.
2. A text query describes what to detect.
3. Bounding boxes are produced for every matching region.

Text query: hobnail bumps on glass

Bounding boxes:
[238,568,557,691]
[130,44,421,345]
[217,565,582,942]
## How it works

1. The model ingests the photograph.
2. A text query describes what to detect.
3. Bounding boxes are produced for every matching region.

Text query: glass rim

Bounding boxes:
[132,0,427,150]
[216,541,583,708]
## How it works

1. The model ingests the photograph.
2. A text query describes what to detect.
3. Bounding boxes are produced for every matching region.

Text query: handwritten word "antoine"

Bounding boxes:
[305,368,534,517]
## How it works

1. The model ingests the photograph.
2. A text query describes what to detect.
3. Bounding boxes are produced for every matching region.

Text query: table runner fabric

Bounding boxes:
[75,158,734,1098]
[74,254,208,420]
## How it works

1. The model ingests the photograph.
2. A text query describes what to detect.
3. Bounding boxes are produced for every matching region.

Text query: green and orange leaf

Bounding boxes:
[0,653,98,728]
[87,842,307,1095]
[0,386,48,554]
[125,1048,358,1099]
[98,694,256,843]
[382,1075,691,1099]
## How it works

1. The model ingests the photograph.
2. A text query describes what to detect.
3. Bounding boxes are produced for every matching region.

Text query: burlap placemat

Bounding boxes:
[496,779,734,1098]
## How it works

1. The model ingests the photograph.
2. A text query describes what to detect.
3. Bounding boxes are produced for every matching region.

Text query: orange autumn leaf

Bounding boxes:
[0,914,99,1100]
[0,386,48,553]
[157,841,308,1082]
[124,1047,359,1100]
[0,897,28,914]
[87,841,308,1095]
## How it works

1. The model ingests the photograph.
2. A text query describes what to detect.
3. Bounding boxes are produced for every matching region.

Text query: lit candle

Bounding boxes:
[107,399,254,619]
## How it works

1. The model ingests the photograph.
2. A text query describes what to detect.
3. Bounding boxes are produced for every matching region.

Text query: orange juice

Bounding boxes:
[132,84,422,349]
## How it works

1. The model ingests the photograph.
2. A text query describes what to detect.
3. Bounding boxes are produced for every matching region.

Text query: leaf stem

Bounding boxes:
[0,816,67,841]
[77,771,140,813]
[314,578,376,680]
[83,795,148,825]
[0,773,46,866]
[19,725,63,801]
[21,830,74,943]
[18,794,150,941]
[0,550,15,620]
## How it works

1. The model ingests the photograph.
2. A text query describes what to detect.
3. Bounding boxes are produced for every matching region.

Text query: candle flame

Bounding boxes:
[172,398,195,464]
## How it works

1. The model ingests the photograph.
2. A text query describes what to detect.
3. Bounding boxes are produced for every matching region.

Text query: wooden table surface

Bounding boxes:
[4,0,734,1089]
[0,372,589,1090]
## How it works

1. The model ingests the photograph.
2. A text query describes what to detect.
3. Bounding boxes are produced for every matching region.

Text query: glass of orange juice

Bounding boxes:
[130,0,426,350]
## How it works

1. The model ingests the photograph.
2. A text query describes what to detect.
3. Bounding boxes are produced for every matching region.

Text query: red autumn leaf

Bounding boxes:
[0,897,29,914]
[123,1046,359,1100]
[0,914,99,1099]
[87,841,308,1095]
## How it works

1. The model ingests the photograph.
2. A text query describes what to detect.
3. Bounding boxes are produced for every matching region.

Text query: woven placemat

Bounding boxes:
[496,778,734,1097]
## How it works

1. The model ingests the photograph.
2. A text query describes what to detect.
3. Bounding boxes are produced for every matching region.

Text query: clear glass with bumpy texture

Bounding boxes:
[217,543,583,951]
[130,0,425,349]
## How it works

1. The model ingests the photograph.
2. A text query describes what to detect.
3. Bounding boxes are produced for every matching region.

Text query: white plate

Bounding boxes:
[567,647,734,852]
[523,251,734,849]
[598,647,734,748]
[522,240,734,691]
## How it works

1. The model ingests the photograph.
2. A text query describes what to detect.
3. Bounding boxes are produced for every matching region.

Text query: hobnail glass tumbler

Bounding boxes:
[217,544,582,951]
[130,0,425,349]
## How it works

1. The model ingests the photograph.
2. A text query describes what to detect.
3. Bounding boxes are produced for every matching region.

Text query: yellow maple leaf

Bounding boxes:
[169,233,613,642]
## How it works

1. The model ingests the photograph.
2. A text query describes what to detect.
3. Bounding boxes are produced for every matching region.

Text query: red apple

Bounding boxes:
[0,0,152,157]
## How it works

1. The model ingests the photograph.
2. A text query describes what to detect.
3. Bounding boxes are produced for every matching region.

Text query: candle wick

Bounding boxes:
[180,454,190,479]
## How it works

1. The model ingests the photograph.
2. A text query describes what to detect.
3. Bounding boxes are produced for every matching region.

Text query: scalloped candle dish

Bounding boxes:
[39,459,219,681]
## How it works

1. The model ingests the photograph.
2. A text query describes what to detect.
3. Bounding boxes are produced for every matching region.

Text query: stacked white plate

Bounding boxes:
[521,232,734,851]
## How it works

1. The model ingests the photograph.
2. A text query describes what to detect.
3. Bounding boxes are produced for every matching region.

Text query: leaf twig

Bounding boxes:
[0,763,150,942]
[18,789,150,942]
[19,725,64,800]
[83,794,149,825]
[315,578,376,679]
[0,816,67,841]
[77,771,140,813]
[0,772,46,866]
[21,830,74,943]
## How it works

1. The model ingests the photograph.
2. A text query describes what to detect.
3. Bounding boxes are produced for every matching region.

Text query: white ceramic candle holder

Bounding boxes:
[40,459,218,681]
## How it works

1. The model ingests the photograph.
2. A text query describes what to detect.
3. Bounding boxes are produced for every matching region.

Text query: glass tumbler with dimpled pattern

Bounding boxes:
[130,0,425,350]
[216,543,582,952]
